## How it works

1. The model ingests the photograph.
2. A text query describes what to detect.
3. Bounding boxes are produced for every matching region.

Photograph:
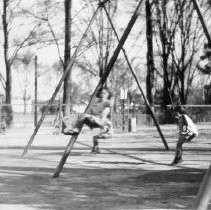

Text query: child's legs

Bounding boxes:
[91,135,100,153]
[175,135,186,160]
[83,114,109,129]
[68,114,94,129]
[65,114,107,130]
[83,114,103,128]
[73,114,87,128]
[63,114,86,133]
[93,135,99,147]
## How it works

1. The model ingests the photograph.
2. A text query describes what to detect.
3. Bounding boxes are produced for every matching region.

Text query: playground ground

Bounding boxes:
[0,123,210,210]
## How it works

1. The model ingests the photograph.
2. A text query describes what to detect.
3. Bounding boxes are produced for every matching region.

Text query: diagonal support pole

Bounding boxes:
[22,0,110,156]
[192,0,211,44]
[103,6,169,150]
[195,163,211,210]
[53,0,144,178]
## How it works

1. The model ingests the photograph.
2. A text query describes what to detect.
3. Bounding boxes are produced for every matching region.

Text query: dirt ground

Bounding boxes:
[0,124,210,210]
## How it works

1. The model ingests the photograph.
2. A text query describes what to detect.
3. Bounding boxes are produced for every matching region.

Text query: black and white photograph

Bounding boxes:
[0,0,211,209]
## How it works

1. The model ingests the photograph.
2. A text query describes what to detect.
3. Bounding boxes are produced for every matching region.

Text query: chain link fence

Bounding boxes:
[1,103,211,132]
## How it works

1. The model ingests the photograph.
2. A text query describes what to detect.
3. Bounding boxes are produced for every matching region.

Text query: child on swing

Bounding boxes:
[64,87,114,153]
[171,105,198,165]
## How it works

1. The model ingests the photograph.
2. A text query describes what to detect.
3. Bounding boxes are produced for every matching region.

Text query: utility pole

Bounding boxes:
[34,56,38,127]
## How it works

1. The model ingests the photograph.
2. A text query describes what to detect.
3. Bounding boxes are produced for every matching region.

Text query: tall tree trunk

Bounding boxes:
[156,0,171,108]
[3,0,10,104]
[63,0,72,117]
[99,7,104,78]
[161,2,171,107]
[155,0,173,123]
[3,0,13,125]
[145,0,155,112]
[179,8,185,105]
[180,71,185,104]
[163,57,171,105]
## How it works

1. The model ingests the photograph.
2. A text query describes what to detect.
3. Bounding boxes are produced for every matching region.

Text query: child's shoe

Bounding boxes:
[170,158,183,165]
[64,127,79,135]
[90,146,100,154]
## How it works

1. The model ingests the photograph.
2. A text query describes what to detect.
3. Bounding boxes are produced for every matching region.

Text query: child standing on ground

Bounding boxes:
[171,105,198,165]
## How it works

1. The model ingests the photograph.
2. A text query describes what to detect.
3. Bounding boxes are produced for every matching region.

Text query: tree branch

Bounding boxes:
[9,24,39,66]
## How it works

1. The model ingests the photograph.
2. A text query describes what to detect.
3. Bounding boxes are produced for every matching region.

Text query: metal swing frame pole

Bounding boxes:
[22,0,110,156]
[191,1,211,208]
[53,0,144,178]
[191,0,211,44]
[195,163,211,210]
[103,6,169,150]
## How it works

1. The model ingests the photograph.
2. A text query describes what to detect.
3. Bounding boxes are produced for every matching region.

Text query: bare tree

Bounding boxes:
[14,51,35,114]
[154,0,179,107]
[152,0,208,113]
[1,0,40,124]
[145,0,155,109]
[75,0,118,80]
[171,0,203,104]
[63,0,72,117]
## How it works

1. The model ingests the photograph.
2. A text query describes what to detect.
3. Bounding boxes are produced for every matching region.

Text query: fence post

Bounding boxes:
[0,101,2,133]
[128,117,136,132]
[122,99,126,131]
[120,89,127,131]
[34,56,38,127]
[58,96,63,134]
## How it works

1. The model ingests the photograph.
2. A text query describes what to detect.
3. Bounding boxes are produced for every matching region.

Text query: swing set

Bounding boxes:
[21,0,211,208]
[22,0,169,174]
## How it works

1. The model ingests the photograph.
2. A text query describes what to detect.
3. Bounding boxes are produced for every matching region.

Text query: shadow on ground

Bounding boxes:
[0,162,206,210]
[0,125,210,210]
